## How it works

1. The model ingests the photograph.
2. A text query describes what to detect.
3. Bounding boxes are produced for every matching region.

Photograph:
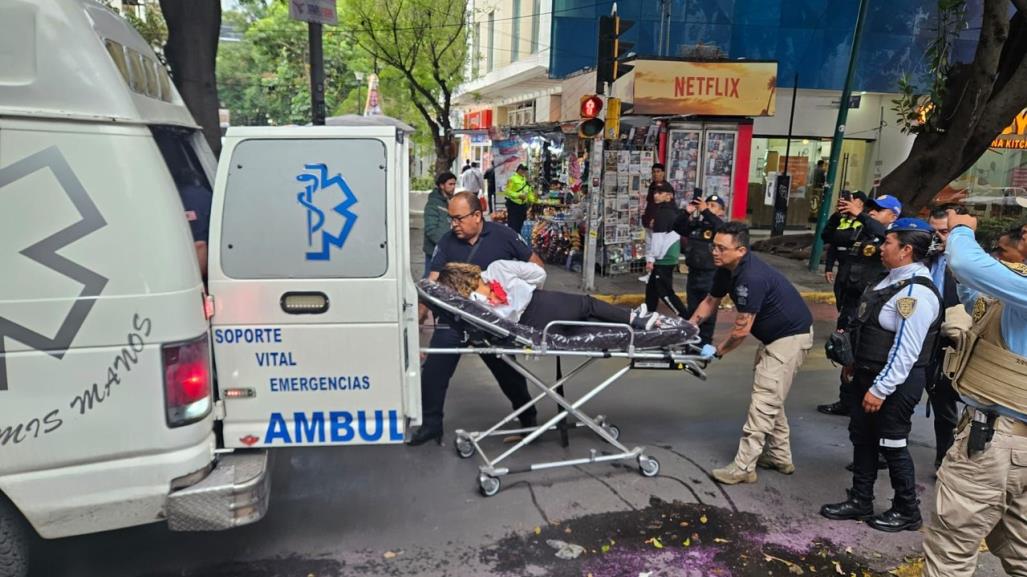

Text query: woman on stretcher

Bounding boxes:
[436,260,671,331]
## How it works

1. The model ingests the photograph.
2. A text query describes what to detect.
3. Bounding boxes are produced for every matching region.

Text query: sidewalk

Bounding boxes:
[410,222,836,307]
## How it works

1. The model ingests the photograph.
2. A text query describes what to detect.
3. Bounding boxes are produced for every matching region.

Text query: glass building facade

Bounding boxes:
[549,0,982,92]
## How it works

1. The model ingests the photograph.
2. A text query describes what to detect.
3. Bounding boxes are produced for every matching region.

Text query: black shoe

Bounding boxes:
[406,425,443,446]
[519,414,538,429]
[820,494,874,521]
[817,401,849,416]
[866,507,922,532]
[845,457,888,472]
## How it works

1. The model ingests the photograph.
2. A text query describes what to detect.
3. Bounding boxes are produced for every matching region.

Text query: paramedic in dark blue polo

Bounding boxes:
[688,221,814,484]
[409,191,546,446]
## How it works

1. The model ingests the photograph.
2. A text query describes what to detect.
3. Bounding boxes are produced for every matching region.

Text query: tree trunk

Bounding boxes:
[879,9,1027,212]
[160,0,222,157]
[434,132,455,174]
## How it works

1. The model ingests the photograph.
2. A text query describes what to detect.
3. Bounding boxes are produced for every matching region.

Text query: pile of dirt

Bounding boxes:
[751,234,817,261]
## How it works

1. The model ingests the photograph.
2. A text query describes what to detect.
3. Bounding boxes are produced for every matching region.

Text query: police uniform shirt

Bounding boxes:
[430,221,532,272]
[709,252,813,345]
[948,226,1027,357]
[866,262,941,399]
[179,183,212,242]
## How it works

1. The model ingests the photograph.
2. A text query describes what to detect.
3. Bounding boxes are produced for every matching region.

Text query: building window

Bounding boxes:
[473,22,481,78]
[507,101,535,127]
[530,0,540,54]
[487,11,495,72]
[511,0,521,62]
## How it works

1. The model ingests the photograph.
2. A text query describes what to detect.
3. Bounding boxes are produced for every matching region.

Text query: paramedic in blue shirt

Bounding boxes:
[688,221,814,485]
[922,210,1027,577]
[820,218,942,533]
[409,191,545,446]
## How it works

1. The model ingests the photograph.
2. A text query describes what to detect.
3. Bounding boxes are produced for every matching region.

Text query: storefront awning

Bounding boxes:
[454,55,561,107]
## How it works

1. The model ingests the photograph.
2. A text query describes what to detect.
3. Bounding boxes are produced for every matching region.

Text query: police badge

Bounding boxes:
[703,229,713,240]
[863,244,877,257]
[972,297,988,322]
[896,297,917,319]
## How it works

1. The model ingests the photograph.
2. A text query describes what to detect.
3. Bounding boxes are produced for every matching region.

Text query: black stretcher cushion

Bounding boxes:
[417,280,699,351]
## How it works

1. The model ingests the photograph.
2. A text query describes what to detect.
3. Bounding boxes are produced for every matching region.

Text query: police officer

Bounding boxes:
[409,191,546,446]
[817,194,901,416]
[674,193,726,345]
[820,218,942,532]
[922,209,1027,576]
[503,164,538,237]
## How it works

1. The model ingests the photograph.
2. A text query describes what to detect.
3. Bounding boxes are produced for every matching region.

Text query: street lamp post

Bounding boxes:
[354,71,365,115]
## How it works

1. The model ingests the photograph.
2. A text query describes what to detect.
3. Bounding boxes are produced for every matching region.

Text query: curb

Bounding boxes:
[593,291,836,307]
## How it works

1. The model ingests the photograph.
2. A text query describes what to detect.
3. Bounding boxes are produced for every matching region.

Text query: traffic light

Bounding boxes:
[578,94,604,138]
[595,13,634,93]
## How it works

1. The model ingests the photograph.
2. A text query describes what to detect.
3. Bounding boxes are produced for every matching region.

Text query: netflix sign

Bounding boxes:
[620,60,778,117]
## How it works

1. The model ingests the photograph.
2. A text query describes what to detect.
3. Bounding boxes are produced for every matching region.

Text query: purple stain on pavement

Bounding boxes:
[483,497,887,576]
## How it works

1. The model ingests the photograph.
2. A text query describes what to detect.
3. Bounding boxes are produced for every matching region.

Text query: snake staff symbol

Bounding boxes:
[296,163,359,261]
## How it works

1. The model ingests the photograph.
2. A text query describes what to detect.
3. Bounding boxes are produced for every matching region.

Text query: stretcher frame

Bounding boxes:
[419,286,708,497]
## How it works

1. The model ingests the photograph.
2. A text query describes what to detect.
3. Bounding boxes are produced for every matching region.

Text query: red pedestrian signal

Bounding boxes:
[580,95,603,119]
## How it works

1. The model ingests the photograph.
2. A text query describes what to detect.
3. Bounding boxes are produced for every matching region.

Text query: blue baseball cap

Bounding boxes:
[868,195,902,215]
[890,217,933,232]
[705,195,726,208]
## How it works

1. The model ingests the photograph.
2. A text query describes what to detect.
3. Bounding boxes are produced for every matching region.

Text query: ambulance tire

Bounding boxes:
[0,497,29,577]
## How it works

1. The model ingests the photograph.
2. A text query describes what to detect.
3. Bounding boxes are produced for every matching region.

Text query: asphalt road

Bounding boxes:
[29,312,1004,577]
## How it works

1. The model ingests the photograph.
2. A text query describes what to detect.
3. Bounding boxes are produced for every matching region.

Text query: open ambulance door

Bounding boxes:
[207,125,421,449]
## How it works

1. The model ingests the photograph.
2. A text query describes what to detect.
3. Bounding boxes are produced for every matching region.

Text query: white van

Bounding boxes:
[0,1,269,574]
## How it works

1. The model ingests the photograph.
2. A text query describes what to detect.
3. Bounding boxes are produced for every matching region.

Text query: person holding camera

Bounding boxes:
[674,191,726,345]
[820,218,942,533]
[817,194,900,417]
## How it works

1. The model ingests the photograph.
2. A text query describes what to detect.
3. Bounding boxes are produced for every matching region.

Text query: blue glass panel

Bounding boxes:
[733,0,781,27]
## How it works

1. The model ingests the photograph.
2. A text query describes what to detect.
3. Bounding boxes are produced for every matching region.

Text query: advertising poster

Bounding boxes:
[667,129,701,206]
[702,131,736,201]
[491,139,524,195]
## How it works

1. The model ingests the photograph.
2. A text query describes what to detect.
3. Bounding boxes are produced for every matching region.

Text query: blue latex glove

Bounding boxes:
[700,344,717,359]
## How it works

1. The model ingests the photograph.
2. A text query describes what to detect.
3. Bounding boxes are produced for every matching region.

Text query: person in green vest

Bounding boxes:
[503,164,538,238]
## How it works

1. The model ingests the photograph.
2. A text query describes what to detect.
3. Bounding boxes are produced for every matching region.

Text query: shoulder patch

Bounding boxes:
[972,297,988,323]
[896,297,917,319]
[1001,260,1027,277]
[735,284,749,306]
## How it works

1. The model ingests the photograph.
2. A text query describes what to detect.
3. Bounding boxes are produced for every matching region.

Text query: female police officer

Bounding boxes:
[820,218,942,532]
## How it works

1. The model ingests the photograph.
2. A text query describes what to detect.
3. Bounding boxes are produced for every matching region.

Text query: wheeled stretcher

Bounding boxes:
[417,280,708,496]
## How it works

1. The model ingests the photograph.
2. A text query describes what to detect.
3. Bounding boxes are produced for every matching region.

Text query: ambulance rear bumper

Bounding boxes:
[166,450,271,531]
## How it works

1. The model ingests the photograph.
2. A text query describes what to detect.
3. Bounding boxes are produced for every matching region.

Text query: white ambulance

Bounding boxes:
[0,2,421,576]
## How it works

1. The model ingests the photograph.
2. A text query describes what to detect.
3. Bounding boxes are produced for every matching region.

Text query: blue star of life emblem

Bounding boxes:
[296,163,358,261]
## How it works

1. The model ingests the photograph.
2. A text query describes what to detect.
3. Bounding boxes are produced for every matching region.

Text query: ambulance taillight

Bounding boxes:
[162,335,212,427]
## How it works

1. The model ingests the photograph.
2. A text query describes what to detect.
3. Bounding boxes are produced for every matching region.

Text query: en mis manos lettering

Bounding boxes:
[0,148,108,391]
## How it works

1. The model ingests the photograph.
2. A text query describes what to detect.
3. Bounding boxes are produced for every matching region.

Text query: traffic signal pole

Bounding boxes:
[808,0,869,271]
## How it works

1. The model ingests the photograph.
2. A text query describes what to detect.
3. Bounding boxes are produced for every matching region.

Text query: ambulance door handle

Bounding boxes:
[280,291,330,314]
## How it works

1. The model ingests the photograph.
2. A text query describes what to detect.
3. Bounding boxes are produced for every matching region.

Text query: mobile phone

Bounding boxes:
[840,191,852,201]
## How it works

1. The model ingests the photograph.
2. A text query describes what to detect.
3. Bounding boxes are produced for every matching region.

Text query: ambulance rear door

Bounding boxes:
[208,125,420,449]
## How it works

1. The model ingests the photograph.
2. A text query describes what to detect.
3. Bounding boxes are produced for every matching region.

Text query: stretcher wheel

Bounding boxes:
[479,475,501,497]
[455,437,475,459]
[606,425,621,442]
[638,456,660,478]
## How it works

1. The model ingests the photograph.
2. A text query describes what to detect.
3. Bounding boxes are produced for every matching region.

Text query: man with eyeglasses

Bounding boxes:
[925,206,962,469]
[409,191,545,446]
[688,221,814,484]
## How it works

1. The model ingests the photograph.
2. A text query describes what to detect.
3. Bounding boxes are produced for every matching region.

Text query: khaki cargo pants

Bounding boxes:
[923,414,1027,577]
[733,328,813,471]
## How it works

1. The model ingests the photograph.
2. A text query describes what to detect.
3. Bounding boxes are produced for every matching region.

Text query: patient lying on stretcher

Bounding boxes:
[436,260,671,331]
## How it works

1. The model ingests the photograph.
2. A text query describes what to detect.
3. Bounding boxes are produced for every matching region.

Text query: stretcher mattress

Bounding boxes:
[418,280,699,351]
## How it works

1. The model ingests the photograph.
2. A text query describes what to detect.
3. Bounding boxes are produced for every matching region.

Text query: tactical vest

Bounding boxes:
[683,214,718,270]
[826,216,863,255]
[852,276,942,370]
[944,298,1027,416]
